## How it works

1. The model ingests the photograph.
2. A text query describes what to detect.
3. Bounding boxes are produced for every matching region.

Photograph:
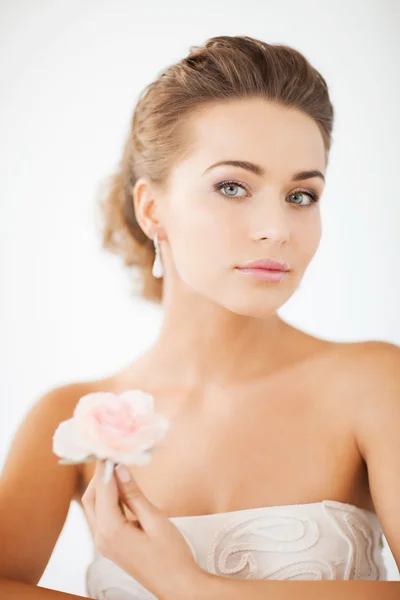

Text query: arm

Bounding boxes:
[0,578,90,598]
[0,383,93,598]
[353,341,400,571]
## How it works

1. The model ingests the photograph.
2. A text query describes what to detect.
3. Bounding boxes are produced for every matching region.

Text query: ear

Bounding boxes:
[132,177,162,238]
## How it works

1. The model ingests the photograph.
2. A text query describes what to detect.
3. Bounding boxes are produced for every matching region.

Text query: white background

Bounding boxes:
[1,0,399,594]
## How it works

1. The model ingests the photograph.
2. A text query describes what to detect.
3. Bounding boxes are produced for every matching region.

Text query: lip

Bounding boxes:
[236,267,288,283]
[237,258,290,272]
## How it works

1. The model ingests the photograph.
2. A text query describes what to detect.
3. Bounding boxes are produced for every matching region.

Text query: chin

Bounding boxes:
[218,297,283,319]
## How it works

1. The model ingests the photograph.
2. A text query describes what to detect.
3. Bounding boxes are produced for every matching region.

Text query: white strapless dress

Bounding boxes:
[85,499,387,599]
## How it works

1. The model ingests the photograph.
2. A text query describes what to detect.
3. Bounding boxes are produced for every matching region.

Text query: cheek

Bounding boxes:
[168,201,237,275]
[174,226,231,285]
[298,216,322,261]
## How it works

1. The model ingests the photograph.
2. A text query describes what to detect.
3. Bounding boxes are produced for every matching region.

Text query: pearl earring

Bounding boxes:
[152,232,164,278]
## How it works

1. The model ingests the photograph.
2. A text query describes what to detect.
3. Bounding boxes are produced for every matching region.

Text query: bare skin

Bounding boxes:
[74,327,374,521]
[72,98,374,537]
[1,92,398,596]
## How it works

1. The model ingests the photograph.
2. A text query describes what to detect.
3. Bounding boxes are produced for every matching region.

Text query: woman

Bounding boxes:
[0,35,399,600]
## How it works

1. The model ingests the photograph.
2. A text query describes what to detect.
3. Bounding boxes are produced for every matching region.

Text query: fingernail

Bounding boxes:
[116,464,131,482]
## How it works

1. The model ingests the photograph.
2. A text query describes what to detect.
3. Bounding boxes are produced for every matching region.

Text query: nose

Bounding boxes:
[250,196,290,244]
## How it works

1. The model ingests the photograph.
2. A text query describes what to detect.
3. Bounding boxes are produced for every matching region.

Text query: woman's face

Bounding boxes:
[155,98,326,317]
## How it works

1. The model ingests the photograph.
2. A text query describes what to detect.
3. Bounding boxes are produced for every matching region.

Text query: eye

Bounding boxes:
[213,180,250,199]
[213,180,320,206]
[288,189,320,206]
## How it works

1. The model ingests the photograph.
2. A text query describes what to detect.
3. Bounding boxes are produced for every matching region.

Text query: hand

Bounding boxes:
[82,459,205,600]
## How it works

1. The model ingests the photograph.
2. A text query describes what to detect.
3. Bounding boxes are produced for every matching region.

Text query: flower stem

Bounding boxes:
[103,458,115,484]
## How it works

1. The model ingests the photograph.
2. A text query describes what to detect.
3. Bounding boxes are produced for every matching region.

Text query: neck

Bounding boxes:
[135,276,293,389]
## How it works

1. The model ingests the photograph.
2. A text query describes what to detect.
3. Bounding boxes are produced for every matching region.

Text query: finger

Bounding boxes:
[93,461,137,524]
[81,469,97,536]
[115,464,163,534]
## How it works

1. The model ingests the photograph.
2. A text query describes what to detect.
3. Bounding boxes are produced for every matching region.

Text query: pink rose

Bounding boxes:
[52,389,170,469]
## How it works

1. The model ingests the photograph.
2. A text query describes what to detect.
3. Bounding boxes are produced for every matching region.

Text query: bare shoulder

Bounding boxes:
[324,339,400,453]
[14,378,110,492]
[27,378,108,425]
[0,378,105,584]
[42,375,116,413]
[305,336,399,373]
[328,339,400,385]
[295,335,400,411]
[339,338,400,362]
[0,379,101,491]
[331,340,400,568]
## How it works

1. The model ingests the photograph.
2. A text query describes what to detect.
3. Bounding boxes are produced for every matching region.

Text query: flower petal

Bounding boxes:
[73,391,118,421]
[52,419,92,461]
[54,388,170,467]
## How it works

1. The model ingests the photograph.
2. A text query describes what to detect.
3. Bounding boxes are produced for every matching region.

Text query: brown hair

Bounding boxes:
[97,35,334,303]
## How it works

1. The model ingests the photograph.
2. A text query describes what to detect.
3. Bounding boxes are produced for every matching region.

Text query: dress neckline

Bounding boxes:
[167,499,378,522]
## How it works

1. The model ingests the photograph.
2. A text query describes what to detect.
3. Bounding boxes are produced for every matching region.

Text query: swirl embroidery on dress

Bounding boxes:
[258,557,341,580]
[321,503,379,580]
[206,513,321,579]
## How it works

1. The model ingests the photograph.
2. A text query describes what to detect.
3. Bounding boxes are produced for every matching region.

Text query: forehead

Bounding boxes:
[175,97,326,177]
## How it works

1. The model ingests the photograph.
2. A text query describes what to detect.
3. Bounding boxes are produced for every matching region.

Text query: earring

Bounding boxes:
[152,232,164,278]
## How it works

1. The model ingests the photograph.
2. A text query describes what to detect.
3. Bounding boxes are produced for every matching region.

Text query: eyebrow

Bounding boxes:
[202,160,325,183]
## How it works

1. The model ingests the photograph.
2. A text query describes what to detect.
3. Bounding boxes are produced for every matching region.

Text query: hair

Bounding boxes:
[97,35,334,304]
